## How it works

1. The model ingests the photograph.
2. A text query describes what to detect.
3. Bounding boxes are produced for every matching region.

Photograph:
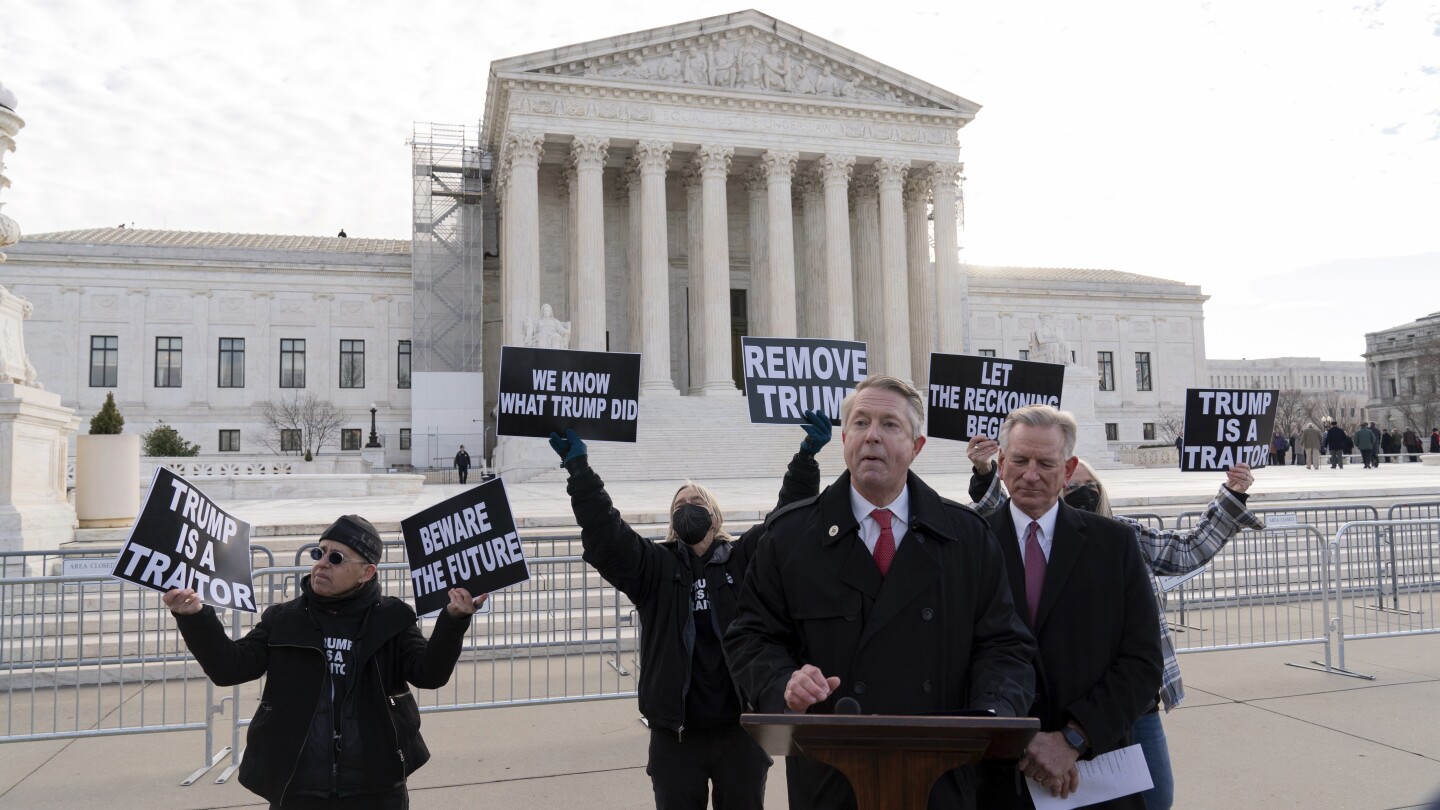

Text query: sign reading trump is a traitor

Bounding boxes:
[400,477,529,617]
[111,468,257,613]
[1180,388,1278,471]
[497,346,641,442]
[741,336,867,424]
[926,352,1065,442]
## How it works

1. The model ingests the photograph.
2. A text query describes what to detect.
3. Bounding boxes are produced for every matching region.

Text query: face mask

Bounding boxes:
[671,502,713,546]
[1064,483,1101,513]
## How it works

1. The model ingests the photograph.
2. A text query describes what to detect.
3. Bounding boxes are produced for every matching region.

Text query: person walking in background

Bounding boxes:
[454,445,471,484]
[1303,422,1323,470]
[1325,421,1349,469]
[1270,431,1288,467]
[1404,429,1422,462]
[1430,427,1439,453]
[1353,422,1376,469]
[1381,429,1396,462]
[1290,432,1302,465]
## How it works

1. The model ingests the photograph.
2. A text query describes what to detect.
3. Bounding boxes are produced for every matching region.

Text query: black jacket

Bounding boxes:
[173,578,471,803]
[565,449,819,733]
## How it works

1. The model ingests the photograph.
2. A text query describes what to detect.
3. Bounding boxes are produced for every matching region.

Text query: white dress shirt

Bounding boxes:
[850,485,911,555]
[1008,500,1060,563]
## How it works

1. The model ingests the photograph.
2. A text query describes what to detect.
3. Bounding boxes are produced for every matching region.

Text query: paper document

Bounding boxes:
[1157,567,1206,592]
[1027,743,1153,810]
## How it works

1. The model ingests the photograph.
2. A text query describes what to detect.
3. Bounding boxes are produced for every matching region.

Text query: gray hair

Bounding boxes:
[840,374,926,440]
[998,404,1078,459]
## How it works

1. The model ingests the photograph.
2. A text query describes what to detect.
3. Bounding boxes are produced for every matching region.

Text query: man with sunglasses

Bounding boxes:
[163,514,485,809]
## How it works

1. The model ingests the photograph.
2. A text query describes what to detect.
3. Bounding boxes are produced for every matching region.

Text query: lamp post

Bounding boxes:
[366,403,381,448]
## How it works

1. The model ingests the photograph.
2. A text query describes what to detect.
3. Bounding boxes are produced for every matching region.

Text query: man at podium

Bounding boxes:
[726,375,1037,809]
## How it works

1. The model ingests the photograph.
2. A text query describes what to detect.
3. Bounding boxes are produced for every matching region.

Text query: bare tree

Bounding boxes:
[1156,410,1185,444]
[256,393,345,457]
[1273,389,1314,437]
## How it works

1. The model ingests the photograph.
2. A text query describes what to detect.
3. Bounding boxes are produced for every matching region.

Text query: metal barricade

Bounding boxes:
[0,545,274,578]
[1388,502,1440,521]
[1115,513,1165,531]
[1175,504,1379,539]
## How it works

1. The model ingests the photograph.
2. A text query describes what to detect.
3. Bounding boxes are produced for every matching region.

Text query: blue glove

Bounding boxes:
[548,428,588,465]
[800,409,833,455]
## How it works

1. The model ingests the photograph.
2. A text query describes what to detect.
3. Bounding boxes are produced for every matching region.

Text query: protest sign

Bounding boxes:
[926,352,1066,441]
[1180,388,1278,471]
[111,467,256,612]
[497,346,641,441]
[400,477,529,616]
[740,336,867,424]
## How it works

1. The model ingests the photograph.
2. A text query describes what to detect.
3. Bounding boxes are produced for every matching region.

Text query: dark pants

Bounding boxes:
[1360,449,1374,468]
[648,725,770,810]
[1330,448,1345,468]
[457,467,468,484]
[272,790,407,809]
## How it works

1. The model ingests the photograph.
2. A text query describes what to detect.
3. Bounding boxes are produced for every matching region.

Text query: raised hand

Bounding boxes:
[800,409,833,455]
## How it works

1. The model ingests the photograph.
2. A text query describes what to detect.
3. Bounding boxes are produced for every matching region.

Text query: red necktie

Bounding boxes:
[1023,521,1046,622]
[871,508,895,576]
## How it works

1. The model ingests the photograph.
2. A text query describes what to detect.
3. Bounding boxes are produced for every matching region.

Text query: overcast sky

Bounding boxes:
[5,0,1438,361]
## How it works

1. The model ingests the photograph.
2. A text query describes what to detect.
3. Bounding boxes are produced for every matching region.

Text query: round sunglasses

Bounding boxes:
[309,547,369,566]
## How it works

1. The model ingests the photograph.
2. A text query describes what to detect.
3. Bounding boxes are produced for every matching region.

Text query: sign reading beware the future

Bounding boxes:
[400,477,530,617]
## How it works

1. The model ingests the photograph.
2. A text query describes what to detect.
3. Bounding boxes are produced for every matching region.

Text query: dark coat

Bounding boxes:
[174,585,471,802]
[454,450,471,471]
[725,470,1037,810]
[978,501,1162,810]
[565,450,819,733]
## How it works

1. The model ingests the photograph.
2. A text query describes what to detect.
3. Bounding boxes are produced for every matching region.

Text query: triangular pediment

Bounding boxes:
[488,9,978,115]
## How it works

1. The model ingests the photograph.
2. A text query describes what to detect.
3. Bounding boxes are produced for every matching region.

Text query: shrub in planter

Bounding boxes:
[89,392,124,434]
[141,421,201,457]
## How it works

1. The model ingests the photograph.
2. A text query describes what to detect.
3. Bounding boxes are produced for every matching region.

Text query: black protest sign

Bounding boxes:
[111,468,257,612]
[741,336,868,424]
[497,346,641,442]
[1180,389,1278,471]
[400,477,529,616]
[926,353,1066,441]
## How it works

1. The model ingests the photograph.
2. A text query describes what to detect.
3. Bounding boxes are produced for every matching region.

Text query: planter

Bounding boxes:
[75,434,141,528]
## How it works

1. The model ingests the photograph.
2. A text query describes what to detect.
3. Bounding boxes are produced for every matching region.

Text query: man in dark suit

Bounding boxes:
[977,405,1161,808]
[725,375,1037,810]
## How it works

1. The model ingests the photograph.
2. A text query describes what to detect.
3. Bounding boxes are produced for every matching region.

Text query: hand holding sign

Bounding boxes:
[162,587,205,615]
[1225,464,1255,493]
[445,588,489,618]
[799,409,832,454]
[966,435,999,473]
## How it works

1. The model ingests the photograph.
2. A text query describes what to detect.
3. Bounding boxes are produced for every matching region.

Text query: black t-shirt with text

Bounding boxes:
[684,545,741,729]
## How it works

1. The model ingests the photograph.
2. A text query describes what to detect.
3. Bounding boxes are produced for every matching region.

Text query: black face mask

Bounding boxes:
[1064,483,1101,513]
[672,502,713,546]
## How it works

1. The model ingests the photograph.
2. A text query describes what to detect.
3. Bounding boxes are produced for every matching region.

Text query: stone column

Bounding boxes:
[561,159,579,332]
[635,140,675,393]
[875,158,911,381]
[797,169,826,337]
[851,168,884,372]
[621,160,642,353]
[904,173,934,390]
[930,162,966,354]
[816,154,855,340]
[696,145,735,393]
[501,130,545,347]
[744,166,770,337]
[682,166,705,394]
[761,149,798,337]
[571,136,609,351]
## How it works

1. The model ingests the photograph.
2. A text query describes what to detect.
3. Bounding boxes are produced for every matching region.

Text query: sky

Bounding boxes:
[4,0,1438,361]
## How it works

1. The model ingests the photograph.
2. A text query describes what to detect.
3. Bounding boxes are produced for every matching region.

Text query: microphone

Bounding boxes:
[834,696,862,715]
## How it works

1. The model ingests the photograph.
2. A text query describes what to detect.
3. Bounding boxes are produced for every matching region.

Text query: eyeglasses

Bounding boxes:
[309,547,368,566]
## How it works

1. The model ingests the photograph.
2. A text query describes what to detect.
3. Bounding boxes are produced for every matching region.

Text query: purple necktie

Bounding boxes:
[1023,521,1046,622]
[871,508,895,576]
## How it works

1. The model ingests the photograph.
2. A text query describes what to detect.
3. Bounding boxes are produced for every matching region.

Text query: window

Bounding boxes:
[1105,423,1118,441]
[280,429,302,453]
[1018,350,1029,361]
[397,340,411,389]
[978,349,996,357]
[155,337,182,388]
[218,429,240,452]
[399,428,412,450]
[1388,379,1397,397]
[340,340,365,388]
[341,428,362,451]
[1135,352,1152,392]
[89,336,118,387]
[218,338,245,388]
[1403,376,1415,395]
[280,338,306,388]
[1097,351,1115,391]
[1143,422,1156,441]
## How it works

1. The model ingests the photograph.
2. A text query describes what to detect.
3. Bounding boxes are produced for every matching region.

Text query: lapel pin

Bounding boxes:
[828,525,839,537]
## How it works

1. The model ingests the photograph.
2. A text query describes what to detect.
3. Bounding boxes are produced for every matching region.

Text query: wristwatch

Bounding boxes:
[1061,726,1088,755]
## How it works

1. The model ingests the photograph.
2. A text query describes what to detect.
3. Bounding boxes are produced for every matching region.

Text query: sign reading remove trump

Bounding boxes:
[497,346,641,442]
[400,477,529,616]
[111,467,257,613]
[1181,388,1278,471]
[741,336,867,424]
[926,352,1066,441]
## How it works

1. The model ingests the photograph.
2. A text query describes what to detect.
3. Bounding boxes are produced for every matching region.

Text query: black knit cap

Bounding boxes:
[320,514,382,564]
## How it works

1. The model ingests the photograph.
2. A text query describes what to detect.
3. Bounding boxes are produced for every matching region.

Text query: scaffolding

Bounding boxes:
[409,123,486,373]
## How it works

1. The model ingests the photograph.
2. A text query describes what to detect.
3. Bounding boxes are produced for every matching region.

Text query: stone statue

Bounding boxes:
[0,79,21,265]
[682,46,708,85]
[1028,316,1071,366]
[709,44,737,87]
[762,48,790,92]
[0,287,41,388]
[523,303,572,350]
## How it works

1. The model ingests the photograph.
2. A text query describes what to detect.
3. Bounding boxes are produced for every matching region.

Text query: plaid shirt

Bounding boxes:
[973,470,1264,711]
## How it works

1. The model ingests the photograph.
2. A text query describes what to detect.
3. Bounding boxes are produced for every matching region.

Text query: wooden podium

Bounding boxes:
[742,713,1038,810]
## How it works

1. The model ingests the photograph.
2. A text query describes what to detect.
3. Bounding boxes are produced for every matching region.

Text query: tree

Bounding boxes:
[1273,389,1314,437]
[1156,410,1185,444]
[257,392,345,457]
[141,421,201,457]
[88,392,124,434]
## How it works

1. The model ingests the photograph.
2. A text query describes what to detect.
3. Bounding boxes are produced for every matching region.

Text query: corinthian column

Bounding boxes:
[797,169,826,337]
[696,145,735,393]
[930,162,966,354]
[744,166,770,337]
[682,166,705,394]
[635,140,675,393]
[875,157,911,381]
[905,173,935,390]
[571,135,609,350]
[816,154,855,340]
[761,149,798,337]
[851,168,883,367]
[501,130,545,347]
[621,161,642,353]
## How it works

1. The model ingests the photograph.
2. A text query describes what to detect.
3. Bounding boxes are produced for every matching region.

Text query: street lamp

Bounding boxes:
[367,403,381,448]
